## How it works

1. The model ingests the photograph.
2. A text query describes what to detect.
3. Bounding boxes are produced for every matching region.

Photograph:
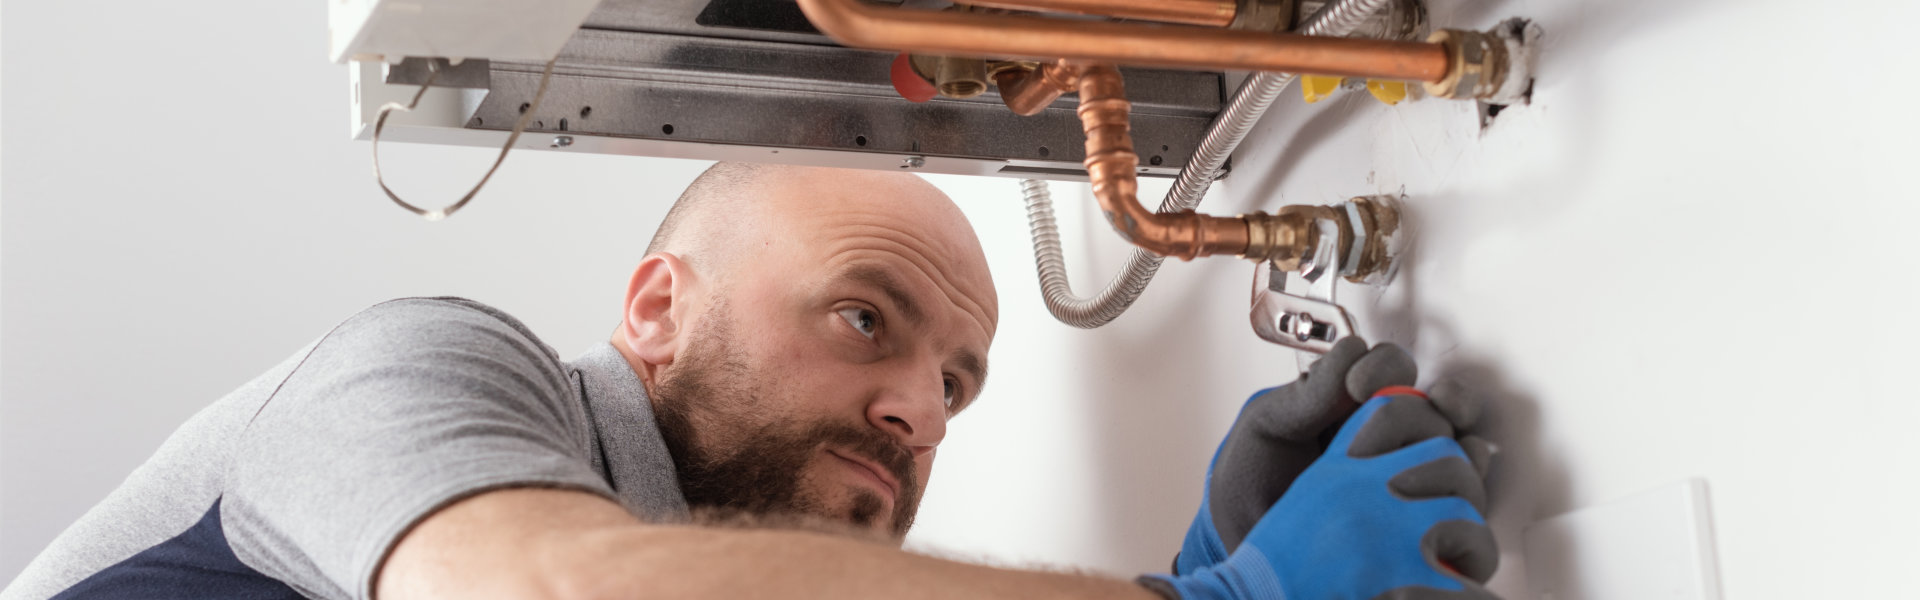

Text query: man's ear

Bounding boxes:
[621,253,698,366]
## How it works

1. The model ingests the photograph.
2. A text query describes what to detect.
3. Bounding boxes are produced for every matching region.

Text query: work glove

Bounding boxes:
[1143,390,1500,600]
[1175,338,1494,575]
[1174,337,1413,573]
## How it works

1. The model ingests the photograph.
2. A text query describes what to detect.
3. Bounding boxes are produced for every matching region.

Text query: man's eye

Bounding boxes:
[943,377,958,410]
[837,307,879,339]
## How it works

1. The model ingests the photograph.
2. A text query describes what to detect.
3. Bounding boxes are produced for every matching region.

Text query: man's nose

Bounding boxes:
[865,368,947,456]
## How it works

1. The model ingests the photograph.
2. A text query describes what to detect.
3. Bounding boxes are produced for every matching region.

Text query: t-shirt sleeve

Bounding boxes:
[221,298,615,600]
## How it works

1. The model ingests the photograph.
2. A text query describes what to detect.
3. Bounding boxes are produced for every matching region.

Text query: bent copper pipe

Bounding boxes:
[962,0,1236,27]
[995,59,1081,116]
[1074,63,1251,261]
[796,0,1449,82]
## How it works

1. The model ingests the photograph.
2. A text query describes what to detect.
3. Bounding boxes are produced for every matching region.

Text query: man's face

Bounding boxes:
[649,171,998,540]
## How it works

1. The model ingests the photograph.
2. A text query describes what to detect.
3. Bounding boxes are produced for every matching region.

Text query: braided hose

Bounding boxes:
[1023,0,1392,328]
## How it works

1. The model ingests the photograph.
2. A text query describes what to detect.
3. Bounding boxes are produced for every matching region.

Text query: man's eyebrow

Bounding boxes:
[844,265,926,327]
[955,349,988,395]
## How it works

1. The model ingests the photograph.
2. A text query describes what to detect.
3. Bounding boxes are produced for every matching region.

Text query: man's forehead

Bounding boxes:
[751,169,998,325]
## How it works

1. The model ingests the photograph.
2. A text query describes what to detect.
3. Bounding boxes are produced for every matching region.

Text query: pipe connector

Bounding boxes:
[1242,197,1404,283]
[1240,207,1322,270]
[1423,19,1537,104]
[910,54,992,99]
[996,59,1081,116]
[1339,195,1403,284]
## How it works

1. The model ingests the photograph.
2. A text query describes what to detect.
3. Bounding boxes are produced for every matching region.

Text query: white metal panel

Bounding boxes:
[343,63,1110,181]
[329,0,603,63]
[1522,479,1723,600]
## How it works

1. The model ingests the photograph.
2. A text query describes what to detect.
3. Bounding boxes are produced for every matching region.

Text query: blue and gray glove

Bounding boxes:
[1176,339,1495,575]
[1146,388,1500,599]
[1175,337,1418,573]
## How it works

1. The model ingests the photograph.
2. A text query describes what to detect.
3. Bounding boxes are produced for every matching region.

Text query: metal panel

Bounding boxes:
[582,0,941,45]
[449,29,1222,178]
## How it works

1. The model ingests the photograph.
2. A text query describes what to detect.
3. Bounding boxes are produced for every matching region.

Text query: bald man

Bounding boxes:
[8,163,1498,600]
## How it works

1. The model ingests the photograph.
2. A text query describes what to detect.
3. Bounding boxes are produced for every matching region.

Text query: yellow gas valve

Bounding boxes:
[1302,75,1343,103]
[1365,79,1408,105]
[1302,76,1408,106]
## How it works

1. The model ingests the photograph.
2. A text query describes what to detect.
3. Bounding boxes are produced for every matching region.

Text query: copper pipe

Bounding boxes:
[995,59,1081,116]
[796,0,1449,82]
[1073,63,1252,260]
[962,0,1235,27]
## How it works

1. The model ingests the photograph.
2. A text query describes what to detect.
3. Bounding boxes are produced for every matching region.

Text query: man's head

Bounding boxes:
[612,162,998,541]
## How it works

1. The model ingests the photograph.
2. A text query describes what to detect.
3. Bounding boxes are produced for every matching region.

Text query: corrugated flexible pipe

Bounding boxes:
[1023,0,1392,328]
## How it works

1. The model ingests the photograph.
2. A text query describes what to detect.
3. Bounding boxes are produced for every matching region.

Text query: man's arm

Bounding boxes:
[376,488,1160,600]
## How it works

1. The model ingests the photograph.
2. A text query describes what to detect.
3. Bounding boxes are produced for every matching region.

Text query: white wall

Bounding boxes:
[6,0,1920,597]
[1214,0,1920,596]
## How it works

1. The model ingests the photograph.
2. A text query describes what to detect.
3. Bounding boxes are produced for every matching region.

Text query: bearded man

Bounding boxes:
[6,163,1498,600]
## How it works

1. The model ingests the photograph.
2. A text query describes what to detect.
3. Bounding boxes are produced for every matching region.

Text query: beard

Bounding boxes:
[650,301,922,539]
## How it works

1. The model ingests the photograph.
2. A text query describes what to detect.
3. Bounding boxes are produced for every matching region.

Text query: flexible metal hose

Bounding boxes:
[1023,0,1392,328]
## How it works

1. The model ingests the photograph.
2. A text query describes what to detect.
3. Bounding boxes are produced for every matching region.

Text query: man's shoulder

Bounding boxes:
[349,296,530,331]
[321,296,566,374]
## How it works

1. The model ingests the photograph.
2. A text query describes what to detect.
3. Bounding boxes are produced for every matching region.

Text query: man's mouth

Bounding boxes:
[828,449,900,501]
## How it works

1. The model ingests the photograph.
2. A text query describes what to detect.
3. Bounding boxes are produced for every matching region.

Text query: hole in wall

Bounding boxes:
[1149,155,1164,166]
[662,124,675,135]
[473,117,483,126]
[1038,146,1050,158]
[1478,102,1507,130]
[579,106,592,118]
[855,135,869,147]
[518,103,531,114]
[1476,78,1534,131]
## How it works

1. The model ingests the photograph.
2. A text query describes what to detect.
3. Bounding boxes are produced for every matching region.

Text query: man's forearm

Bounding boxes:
[553,524,1160,600]
[378,488,1159,600]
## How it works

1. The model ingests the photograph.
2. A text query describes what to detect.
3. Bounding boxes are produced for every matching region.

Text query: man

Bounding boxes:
[6,163,1497,600]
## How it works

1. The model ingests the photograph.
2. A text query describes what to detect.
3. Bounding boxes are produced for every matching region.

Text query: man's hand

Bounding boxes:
[1144,390,1500,599]
[1175,337,1417,573]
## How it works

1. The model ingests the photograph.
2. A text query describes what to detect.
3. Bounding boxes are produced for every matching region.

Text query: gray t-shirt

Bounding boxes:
[4,298,688,600]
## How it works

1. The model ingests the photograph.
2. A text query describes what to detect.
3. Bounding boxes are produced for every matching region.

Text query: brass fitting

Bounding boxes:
[1244,198,1402,283]
[1424,27,1507,100]
[910,54,992,99]
[1340,195,1401,283]
[1241,207,1322,270]
[1424,20,1538,104]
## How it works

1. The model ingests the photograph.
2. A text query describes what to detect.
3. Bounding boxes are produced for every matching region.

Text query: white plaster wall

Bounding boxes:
[5,0,1918,597]
[1209,0,1920,596]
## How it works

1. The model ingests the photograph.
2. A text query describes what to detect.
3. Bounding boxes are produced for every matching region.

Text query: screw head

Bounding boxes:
[551,136,574,148]
[902,156,926,169]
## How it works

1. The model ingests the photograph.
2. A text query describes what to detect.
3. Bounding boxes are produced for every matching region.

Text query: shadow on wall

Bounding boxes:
[1361,191,1573,594]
